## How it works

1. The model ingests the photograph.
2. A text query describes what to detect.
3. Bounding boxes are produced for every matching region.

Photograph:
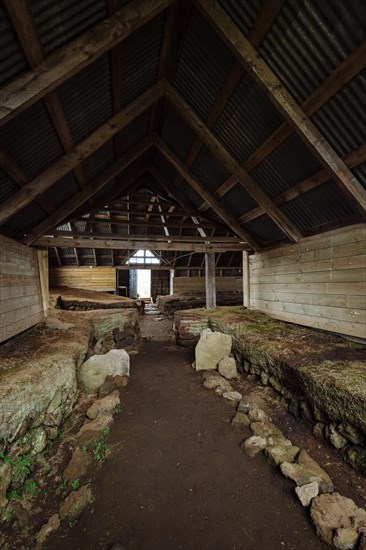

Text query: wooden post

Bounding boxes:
[37,248,49,316]
[205,252,216,309]
[243,251,250,308]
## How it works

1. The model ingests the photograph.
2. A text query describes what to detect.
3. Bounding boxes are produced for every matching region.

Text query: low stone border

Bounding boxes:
[174,308,366,475]
[201,369,366,549]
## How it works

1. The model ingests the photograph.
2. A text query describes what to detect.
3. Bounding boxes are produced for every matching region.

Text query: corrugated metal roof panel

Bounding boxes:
[179,181,204,209]
[45,173,80,208]
[213,73,284,164]
[29,0,107,55]
[220,183,259,218]
[174,9,234,120]
[121,110,150,153]
[250,134,323,198]
[0,102,64,179]
[153,152,179,183]
[82,140,115,182]
[243,214,287,242]
[260,0,366,104]
[91,179,116,204]
[58,54,113,144]
[94,224,111,234]
[122,13,164,106]
[352,162,366,192]
[79,256,95,266]
[311,69,366,157]
[74,220,87,232]
[218,0,266,37]
[5,203,47,233]
[190,146,230,194]
[280,181,358,231]
[0,4,28,88]
[0,170,19,203]
[161,105,197,162]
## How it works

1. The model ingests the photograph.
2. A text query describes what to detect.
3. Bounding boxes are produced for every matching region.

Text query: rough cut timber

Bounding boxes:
[0,0,364,276]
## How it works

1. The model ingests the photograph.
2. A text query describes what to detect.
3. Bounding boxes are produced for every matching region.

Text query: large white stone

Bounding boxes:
[194,329,232,371]
[79,349,130,392]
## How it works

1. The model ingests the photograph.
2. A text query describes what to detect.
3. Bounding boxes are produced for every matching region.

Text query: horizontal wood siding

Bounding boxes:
[250,224,366,339]
[49,267,116,291]
[0,236,44,343]
[173,277,242,293]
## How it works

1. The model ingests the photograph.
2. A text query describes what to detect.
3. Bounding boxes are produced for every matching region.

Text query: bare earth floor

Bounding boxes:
[43,310,334,550]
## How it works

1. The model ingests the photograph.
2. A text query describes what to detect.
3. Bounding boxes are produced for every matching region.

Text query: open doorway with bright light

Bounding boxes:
[136,270,151,298]
[126,249,160,299]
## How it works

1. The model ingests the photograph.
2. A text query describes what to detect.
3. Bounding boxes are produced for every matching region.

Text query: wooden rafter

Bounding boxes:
[22,139,152,245]
[0,0,173,126]
[47,230,240,243]
[194,0,366,214]
[66,170,149,223]
[148,2,179,136]
[152,0,192,138]
[164,84,303,242]
[199,41,366,215]
[239,143,366,225]
[3,0,88,194]
[35,237,246,253]
[68,217,213,230]
[0,82,163,226]
[107,0,126,189]
[173,0,285,189]
[148,164,231,233]
[243,40,366,174]
[154,135,258,250]
[0,147,55,215]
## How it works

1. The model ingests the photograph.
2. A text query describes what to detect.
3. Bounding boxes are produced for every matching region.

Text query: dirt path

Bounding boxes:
[46,312,326,550]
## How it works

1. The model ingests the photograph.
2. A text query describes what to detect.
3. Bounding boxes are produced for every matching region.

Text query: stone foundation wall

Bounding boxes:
[0,310,139,457]
[174,307,366,474]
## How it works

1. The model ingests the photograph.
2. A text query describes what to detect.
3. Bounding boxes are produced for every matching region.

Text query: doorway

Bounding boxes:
[137,269,151,298]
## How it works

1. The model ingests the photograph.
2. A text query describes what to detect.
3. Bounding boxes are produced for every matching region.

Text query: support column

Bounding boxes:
[169,269,174,295]
[205,252,216,309]
[243,251,250,308]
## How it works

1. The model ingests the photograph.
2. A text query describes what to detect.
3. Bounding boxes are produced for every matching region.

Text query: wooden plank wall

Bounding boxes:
[151,270,170,299]
[0,235,44,343]
[250,224,366,339]
[173,277,243,294]
[49,267,116,291]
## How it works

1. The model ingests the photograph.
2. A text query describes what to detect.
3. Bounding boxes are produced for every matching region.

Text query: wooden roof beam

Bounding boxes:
[47,230,241,243]
[4,0,88,194]
[199,41,366,215]
[164,84,303,242]
[22,138,152,245]
[194,0,366,214]
[154,135,258,250]
[107,0,127,189]
[243,40,366,174]
[239,144,366,224]
[0,0,173,126]
[148,2,179,137]
[0,147,55,216]
[173,0,285,189]
[68,218,220,230]
[0,81,164,226]
[34,237,246,253]
[148,164,240,235]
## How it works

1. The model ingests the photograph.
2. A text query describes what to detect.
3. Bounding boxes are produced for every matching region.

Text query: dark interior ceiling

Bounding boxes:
[0,0,365,269]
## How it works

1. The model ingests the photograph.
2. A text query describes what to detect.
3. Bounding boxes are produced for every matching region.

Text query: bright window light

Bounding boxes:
[126,249,160,265]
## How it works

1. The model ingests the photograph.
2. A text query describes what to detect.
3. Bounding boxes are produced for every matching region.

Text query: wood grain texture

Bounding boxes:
[49,267,116,291]
[249,224,366,338]
[0,235,44,342]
